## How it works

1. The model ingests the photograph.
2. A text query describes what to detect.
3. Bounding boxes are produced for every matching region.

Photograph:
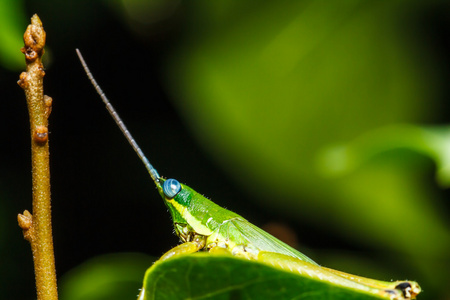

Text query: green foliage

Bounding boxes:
[0,0,27,71]
[141,254,386,300]
[318,124,450,187]
[59,253,154,300]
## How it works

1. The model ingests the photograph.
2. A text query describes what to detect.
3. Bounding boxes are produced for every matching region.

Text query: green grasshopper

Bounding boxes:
[76,49,421,300]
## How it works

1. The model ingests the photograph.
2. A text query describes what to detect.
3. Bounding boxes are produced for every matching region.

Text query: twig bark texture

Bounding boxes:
[17,14,58,300]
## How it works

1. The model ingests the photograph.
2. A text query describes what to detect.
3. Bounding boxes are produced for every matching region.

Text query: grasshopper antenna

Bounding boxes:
[76,49,160,183]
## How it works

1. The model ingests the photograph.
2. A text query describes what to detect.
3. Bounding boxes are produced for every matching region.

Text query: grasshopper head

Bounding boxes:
[157,178,213,241]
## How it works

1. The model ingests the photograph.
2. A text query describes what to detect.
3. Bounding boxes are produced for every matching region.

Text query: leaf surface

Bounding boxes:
[141,254,387,300]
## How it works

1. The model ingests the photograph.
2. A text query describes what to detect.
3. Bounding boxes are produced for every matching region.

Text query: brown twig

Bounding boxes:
[17,14,58,300]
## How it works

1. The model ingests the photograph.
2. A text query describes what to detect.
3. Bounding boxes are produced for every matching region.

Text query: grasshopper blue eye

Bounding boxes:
[163,179,181,198]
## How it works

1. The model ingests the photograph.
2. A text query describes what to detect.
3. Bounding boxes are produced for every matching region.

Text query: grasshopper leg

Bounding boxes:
[256,251,407,300]
[158,235,206,262]
[322,267,421,299]
[137,236,206,300]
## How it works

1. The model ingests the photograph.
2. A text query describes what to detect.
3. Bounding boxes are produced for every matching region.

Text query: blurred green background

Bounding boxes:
[1,0,449,299]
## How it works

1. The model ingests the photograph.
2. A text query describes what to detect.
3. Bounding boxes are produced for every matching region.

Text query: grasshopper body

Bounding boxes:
[77,50,420,300]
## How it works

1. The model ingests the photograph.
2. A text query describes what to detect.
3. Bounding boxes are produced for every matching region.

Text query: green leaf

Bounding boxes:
[317,124,450,187]
[141,254,387,300]
[0,0,27,71]
[59,253,155,300]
